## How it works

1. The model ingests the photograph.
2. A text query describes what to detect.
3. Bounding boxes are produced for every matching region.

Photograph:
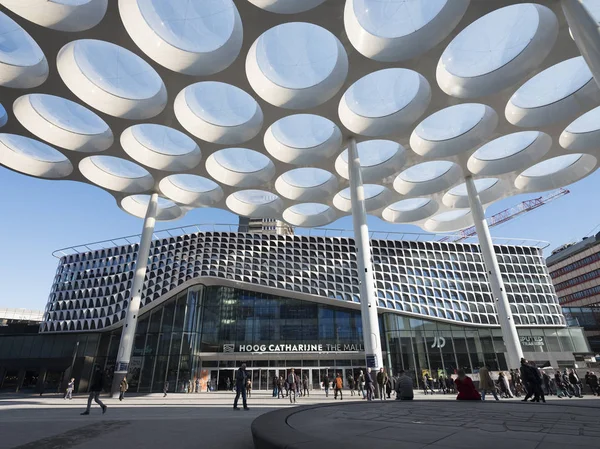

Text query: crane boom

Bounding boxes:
[440,188,570,242]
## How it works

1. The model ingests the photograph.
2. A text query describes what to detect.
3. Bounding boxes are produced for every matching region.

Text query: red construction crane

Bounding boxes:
[439,188,570,242]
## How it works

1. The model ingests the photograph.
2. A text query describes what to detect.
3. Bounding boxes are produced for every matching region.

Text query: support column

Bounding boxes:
[347,137,384,370]
[111,193,159,397]
[465,176,523,369]
[562,0,600,90]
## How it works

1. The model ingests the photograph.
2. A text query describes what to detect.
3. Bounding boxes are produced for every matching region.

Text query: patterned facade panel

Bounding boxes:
[41,232,565,333]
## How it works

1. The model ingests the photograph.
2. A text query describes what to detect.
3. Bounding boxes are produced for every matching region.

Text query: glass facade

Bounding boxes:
[0,284,591,393]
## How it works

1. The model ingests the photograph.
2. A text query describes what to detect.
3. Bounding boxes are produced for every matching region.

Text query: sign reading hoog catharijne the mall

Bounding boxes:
[223,343,365,353]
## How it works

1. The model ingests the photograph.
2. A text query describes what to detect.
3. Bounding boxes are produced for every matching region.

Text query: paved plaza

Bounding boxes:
[0,391,599,449]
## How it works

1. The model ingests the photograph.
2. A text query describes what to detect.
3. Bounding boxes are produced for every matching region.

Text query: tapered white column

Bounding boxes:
[111,193,158,396]
[465,176,523,369]
[347,137,384,370]
[562,0,600,89]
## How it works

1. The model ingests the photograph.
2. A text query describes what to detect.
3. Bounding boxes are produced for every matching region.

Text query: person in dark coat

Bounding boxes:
[233,363,249,410]
[455,369,480,400]
[364,368,375,401]
[81,366,107,415]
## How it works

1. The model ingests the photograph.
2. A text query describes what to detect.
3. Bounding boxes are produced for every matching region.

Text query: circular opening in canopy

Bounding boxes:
[256,22,339,90]
[340,140,399,167]
[280,168,332,188]
[233,190,280,205]
[0,134,73,179]
[339,184,385,200]
[399,161,453,183]
[521,154,582,178]
[473,131,539,161]
[389,198,431,212]
[169,174,219,192]
[288,203,330,216]
[90,155,150,178]
[72,40,163,100]
[442,4,539,78]
[448,178,498,196]
[138,0,236,54]
[130,124,196,156]
[415,103,486,142]
[271,114,335,149]
[213,148,270,173]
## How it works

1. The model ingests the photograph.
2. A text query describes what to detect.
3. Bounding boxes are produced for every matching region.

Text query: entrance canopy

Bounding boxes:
[0,0,598,232]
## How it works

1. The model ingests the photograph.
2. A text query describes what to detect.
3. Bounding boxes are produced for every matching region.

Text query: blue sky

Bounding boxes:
[2,165,599,311]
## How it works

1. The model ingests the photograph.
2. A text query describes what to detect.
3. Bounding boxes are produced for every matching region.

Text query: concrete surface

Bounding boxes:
[0,391,598,449]
[252,396,600,449]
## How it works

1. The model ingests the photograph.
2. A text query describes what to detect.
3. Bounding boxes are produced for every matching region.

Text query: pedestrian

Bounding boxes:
[226,377,231,392]
[445,376,455,394]
[498,372,513,398]
[585,371,591,395]
[357,370,365,399]
[376,367,388,400]
[520,359,544,403]
[554,371,571,398]
[195,378,200,393]
[119,376,128,401]
[455,369,481,400]
[246,378,252,398]
[278,376,285,399]
[287,369,297,404]
[589,371,599,395]
[302,374,309,397]
[81,366,107,415]
[542,371,553,396]
[365,367,375,401]
[569,369,583,398]
[273,375,279,398]
[348,374,355,396]
[322,372,330,398]
[233,363,250,411]
[65,377,75,400]
[478,365,499,401]
[334,372,343,400]
[395,370,414,400]
[163,380,169,397]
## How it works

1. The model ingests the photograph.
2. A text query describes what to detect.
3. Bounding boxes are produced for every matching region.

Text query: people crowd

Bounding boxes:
[59,359,598,414]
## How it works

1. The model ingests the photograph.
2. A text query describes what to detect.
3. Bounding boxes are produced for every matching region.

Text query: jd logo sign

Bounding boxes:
[431,337,446,349]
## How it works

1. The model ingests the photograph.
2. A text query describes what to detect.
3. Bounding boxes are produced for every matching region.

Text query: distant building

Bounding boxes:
[238,216,293,235]
[0,308,44,326]
[547,233,600,353]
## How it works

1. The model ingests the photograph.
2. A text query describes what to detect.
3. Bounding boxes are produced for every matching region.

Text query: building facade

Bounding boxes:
[0,231,591,393]
[547,233,600,353]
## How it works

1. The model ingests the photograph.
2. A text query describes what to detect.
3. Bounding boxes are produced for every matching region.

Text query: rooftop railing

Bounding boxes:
[52,223,550,258]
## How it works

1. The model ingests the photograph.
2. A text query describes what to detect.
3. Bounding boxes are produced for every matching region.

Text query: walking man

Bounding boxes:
[233,363,250,411]
[81,367,106,415]
[365,367,375,401]
[334,372,343,400]
[322,372,330,398]
[348,374,355,396]
[287,369,298,404]
[302,374,309,397]
[163,380,169,397]
[119,376,128,401]
[376,367,388,400]
[195,378,200,393]
[357,370,365,399]
[569,369,583,398]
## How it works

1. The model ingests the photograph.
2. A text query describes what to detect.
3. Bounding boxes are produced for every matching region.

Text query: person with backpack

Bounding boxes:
[334,372,343,400]
[287,368,298,404]
[233,363,249,411]
[322,372,330,398]
[81,366,107,415]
